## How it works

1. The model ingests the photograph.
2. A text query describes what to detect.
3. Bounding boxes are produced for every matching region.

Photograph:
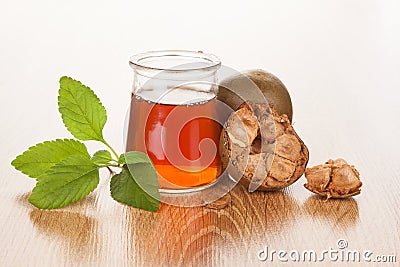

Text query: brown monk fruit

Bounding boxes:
[218,70,293,122]
[220,102,309,191]
[304,159,362,198]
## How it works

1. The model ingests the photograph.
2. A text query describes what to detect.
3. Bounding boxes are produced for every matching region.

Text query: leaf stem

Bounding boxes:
[106,166,116,175]
[106,164,121,168]
[101,139,119,160]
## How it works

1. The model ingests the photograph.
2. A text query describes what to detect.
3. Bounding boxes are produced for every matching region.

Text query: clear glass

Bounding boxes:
[126,50,222,193]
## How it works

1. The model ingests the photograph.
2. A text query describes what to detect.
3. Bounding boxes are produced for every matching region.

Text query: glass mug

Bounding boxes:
[126,50,222,193]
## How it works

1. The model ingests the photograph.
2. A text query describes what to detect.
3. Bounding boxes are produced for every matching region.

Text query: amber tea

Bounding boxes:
[126,93,222,189]
[128,50,222,192]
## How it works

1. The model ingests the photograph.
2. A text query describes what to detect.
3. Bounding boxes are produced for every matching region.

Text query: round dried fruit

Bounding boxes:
[218,69,293,122]
[304,159,362,198]
[220,102,309,191]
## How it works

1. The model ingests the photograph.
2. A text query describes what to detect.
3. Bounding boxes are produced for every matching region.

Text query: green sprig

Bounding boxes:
[11,76,160,212]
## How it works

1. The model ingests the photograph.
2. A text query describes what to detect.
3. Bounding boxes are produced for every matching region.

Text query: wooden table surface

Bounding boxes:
[1,1,399,266]
[2,90,399,266]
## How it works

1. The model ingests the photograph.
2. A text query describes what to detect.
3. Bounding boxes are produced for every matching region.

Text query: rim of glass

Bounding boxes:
[129,50,221,72]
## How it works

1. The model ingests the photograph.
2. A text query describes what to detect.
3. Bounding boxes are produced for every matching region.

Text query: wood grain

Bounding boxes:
[1,1,400,265]
[2,85,400,266]
[1,165,399,266]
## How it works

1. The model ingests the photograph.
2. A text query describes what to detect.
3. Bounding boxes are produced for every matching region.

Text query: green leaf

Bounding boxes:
[58,76,107,141]
[111,163,160,212]
[91,150,113,165]
[11,139,89,178]
[29,155,100,209]
[118,154,126,165]
[118,151,155,165]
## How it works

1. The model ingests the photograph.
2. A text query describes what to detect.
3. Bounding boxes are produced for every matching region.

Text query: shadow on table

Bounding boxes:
[302,195,360,230]
[15,192,99,263]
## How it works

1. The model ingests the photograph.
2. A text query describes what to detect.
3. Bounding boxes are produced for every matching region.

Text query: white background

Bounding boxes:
[1,0,399,182]
[1,0,399,157]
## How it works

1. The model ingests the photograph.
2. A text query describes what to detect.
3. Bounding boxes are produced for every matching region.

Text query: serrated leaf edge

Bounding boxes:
[58,76,107,141]
[11,138,89,178]
[28,156,100,209]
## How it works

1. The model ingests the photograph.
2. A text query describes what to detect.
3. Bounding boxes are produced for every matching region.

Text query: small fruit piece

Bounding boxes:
[304,159,362,198]
[218,69,293,122]
[220,102,309,191]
